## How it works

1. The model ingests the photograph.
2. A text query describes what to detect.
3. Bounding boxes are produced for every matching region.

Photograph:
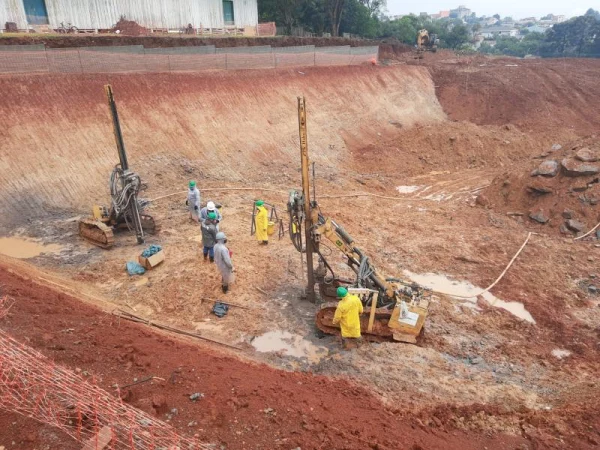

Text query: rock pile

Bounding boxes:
[478,137,600,237]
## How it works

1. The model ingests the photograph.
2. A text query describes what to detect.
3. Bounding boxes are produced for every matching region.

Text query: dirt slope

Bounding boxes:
[428,57,600,136]
[0,65,443,225]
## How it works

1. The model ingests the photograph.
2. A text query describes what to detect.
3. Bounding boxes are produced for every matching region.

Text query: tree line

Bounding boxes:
[259,1,600,58]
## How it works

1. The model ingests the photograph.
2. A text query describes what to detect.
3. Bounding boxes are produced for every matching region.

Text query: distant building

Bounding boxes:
[430,10,450,20]
[525,25,549,34]
[481,26,519,39]
[450,5,472,19]
[517,17,538,24]
[1,0,259,31]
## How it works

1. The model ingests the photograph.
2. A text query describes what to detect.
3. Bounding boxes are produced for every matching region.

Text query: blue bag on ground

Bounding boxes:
[126,261,146,276]
[141,245,162,258]
[212,302,229,318]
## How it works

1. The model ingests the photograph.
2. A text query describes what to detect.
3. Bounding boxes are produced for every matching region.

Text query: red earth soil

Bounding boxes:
[0,262,529,450]
[427,56,600,136]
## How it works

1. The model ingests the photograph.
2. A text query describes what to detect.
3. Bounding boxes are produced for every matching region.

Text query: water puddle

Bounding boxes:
[0,237,63,259]
[252,331,328,363]
[395,185,423,194]
[404,271,535,323]
[551,349,571,359]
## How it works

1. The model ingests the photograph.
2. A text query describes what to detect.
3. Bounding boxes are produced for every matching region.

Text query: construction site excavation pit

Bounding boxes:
[1,50,600,450]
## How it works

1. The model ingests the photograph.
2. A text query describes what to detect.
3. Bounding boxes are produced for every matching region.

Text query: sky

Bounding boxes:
[385,1,593,19]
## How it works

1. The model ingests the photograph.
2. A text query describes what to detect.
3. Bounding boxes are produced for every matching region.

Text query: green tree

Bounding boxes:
[340,0,379,37]
[358,0,386,16]
[444,23,470,48]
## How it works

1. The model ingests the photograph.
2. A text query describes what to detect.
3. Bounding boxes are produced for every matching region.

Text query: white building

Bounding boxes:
[481,26,519,39]
[1,0,258,31]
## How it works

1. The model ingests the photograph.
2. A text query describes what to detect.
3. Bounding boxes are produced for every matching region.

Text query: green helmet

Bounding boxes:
[207,212,217,220]
[189,180,196,188]
[337,287,348,298]
[255,200,264,207]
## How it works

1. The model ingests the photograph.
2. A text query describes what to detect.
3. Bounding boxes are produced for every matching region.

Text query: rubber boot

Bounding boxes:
[263,240,269,245]
[209,256,214,263]
[203,254,208,262]
[222,284,229,294]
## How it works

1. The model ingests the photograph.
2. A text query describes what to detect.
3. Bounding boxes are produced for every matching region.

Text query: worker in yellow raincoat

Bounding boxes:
[254,200,269,245]
[332,287,363,348]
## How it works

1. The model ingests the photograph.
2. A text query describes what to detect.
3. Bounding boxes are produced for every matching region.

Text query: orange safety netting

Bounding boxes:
[0,322,210,449]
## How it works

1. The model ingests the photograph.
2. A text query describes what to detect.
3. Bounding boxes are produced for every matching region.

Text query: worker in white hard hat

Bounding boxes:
[200,200,222,227]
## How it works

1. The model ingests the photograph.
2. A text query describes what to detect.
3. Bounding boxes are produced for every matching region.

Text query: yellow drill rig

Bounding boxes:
[78,85,158,249]
[287,97,430,343]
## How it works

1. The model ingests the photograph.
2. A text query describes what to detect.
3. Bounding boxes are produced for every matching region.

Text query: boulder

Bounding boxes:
[575,147,599,163]
[531,160,559,177]
[475,194,490,207]
[559,224,572,235]
[529,209,549,224]
[561,158,600,177]
[527,184,553,194]
[566,219,585,233]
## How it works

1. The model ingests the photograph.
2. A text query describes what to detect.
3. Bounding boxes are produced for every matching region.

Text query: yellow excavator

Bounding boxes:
[416,29,439,54]
[287,97,430,343]
[78,85,158,249]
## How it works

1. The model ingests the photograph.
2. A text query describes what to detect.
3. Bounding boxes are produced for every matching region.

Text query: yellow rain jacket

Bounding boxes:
[333,294,364,338]
[255,206,269,242]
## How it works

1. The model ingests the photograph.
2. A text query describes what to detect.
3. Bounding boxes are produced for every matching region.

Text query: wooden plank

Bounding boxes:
[367,292,378,333]
[82,426,112,450]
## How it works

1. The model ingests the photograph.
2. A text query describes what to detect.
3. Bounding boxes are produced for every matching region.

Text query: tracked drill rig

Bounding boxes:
[78,85,158,249]
[287,97,430,343]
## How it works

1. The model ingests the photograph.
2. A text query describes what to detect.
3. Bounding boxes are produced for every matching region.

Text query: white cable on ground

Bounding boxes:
[149,187,289,203]
[150,188,431,203]
[574,221,600,241]
[430,232,532,301]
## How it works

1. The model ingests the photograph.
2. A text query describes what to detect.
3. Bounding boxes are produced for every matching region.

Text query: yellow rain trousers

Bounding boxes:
[333,294,364,338]
[255,206,269,242]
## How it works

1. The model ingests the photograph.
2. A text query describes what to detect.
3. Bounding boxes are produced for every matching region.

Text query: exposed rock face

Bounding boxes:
[566,219,585,233]
[575,147,599,163]
[531,160,559,177]
[561,158,600,177]
[529,208,549,224]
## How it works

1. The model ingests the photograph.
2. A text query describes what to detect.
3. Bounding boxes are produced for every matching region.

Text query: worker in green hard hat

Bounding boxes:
[254,200,269,245]
[187,180,201,222]
[200,211,218,262]
[332,286,364,349]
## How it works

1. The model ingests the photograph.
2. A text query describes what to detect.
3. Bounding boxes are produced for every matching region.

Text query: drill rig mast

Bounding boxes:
[287,97,430,343]
[78,85,157,248]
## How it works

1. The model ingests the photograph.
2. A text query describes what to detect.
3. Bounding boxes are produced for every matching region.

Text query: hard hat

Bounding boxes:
[216,232,226,240]
[255,200,264,207]
[189,180,196,188]
[207,201,216,211]
[208,212,217,220]
[337,287,348,298]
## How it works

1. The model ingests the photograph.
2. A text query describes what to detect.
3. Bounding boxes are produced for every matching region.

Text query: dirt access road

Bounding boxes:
[1,53,600,449]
